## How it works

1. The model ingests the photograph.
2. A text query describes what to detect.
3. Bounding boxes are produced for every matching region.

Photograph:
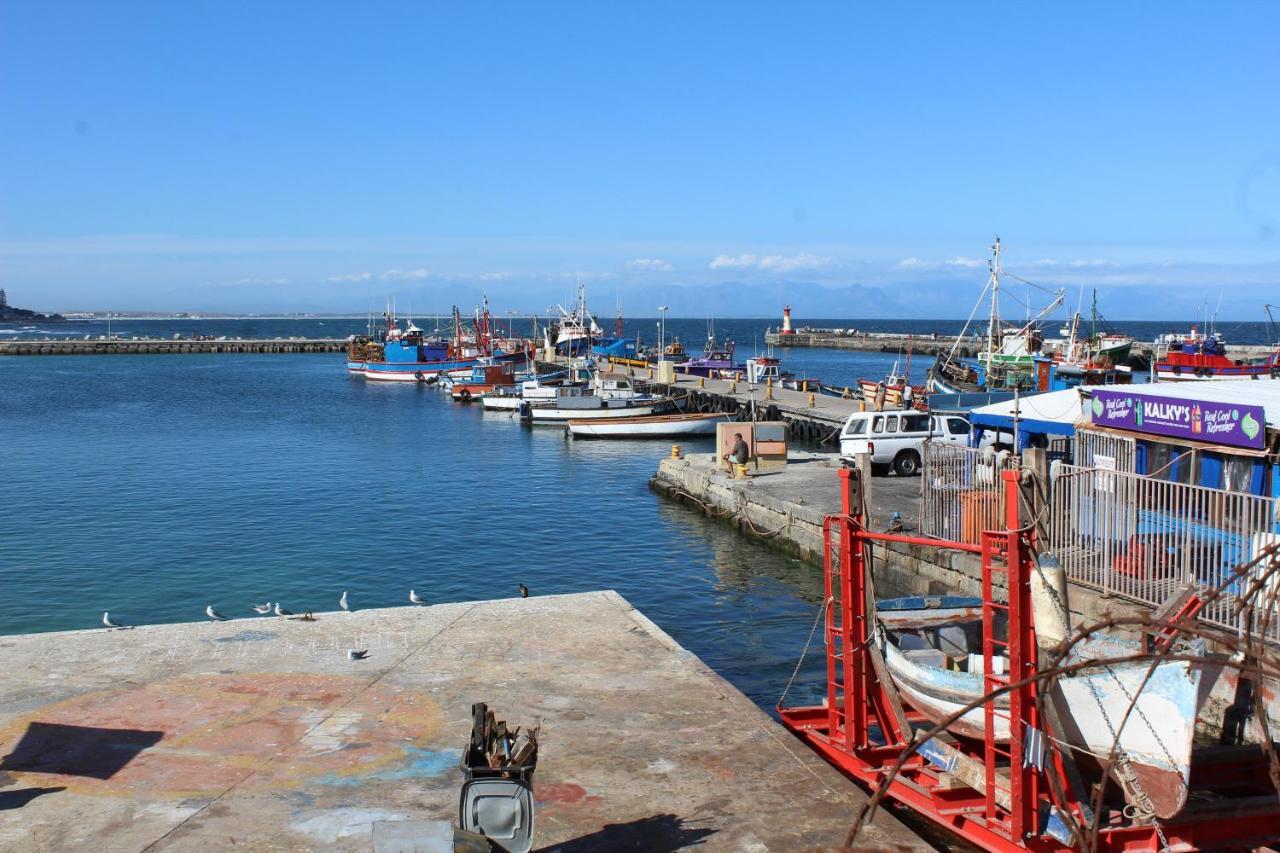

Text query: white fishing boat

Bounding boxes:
[567,411,731,439]
[522,396,676,422]
[876,594,1202,820]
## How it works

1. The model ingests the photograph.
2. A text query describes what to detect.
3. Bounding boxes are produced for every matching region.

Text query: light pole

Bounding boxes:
[659,306,669,361]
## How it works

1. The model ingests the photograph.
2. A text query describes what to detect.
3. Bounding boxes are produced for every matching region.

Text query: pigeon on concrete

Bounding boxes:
[206,605,227,622]
[409,590,426,606]
[252,602,272,615]
[102,611,124,629]
[519,583,529,598]
[347,649,369,660]
[339,591,349,612]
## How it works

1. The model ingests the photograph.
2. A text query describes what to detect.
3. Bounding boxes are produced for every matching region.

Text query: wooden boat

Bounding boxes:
[876,595,1203,820]
[567,411,731,439]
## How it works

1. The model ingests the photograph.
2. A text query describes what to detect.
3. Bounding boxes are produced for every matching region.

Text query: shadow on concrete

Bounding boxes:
[0,785,65,810]
[0,722,163,780]
[539,813,716,852]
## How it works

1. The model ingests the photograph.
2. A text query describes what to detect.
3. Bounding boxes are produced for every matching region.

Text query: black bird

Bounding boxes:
[518,583,529,598]
[347,649,369,660]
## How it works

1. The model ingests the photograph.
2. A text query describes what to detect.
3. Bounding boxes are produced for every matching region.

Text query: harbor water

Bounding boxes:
[0,345,891,712]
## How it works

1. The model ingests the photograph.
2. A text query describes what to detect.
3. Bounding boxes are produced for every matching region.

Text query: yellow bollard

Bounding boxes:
[670,444,682,459]
[808,392,815,407]
[843,386,852,399]
[699,376,705,388]
[730,380,737,393]
[734,462,749,480]
[648,366,654,379]
[801,380,808,393]
[859,400,866,412]
[766,378,774,400]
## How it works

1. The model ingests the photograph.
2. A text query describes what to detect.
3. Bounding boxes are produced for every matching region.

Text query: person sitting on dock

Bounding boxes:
[723,432,751,473]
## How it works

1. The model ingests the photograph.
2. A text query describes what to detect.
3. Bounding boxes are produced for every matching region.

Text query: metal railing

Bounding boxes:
[921,442,1020,546]
[1049,463,1280,641]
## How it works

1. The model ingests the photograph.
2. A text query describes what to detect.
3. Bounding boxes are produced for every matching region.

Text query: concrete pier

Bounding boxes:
[646,373,861,446]
[0,592,927,852]
[0,338,347,356]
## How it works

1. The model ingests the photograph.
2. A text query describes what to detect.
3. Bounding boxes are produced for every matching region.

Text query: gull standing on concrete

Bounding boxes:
[274,602,293,618]
[206,605,227,622]
[102,611,125,630]
[409,590,426,606]
[339,591,349,612]
[519,583,529,598]
[252,602,272,615]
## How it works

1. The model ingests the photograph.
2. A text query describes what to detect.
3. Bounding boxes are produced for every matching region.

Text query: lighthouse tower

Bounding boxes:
[781,305,795,335]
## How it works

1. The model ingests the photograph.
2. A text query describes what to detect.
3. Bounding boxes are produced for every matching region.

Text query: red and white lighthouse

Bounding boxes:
[781,305,795,335]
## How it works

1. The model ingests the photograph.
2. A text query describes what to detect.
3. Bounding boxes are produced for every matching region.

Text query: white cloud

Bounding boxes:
[895,257,929,269]
[231,276,290,286]
[946,256,986,268]
[378,268,430,281]
[709,252,830,272]
[326,271,373,283]
[627,258,674,272]
[1069,259,1113,268]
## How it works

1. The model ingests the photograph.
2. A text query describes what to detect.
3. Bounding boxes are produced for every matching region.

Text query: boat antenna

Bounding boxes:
[986,236,1002,370]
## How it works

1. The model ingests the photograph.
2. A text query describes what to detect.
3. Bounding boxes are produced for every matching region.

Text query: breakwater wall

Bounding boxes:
[766,331,1278,367]
[0,338,347,356]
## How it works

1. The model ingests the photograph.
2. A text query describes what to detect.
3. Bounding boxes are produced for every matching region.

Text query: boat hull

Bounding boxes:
[525,400,675,422]
[567,412,730,438]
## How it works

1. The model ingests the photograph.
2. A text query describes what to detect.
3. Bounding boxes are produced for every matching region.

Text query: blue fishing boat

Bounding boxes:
[347,303,530,383]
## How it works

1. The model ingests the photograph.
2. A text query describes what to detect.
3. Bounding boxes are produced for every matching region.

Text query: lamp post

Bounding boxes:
[659,306,669,362]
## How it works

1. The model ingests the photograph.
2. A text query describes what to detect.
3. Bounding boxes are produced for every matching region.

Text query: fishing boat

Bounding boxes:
[876,595,1202,820]
[927,238,1064,393]
[348,300,529,382]
[520,372,677,422]
[548,283,635,357]
[449,362,518,402]
[676,324,746,379]
[566,411,732,439]
[1153,325,1280,381]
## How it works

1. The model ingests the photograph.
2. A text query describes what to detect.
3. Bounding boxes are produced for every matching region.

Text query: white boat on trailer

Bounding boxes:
[876,593,1203,820]
[567,411,732,439]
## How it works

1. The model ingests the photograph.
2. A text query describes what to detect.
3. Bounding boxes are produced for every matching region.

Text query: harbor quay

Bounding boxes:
[0,591,929,852]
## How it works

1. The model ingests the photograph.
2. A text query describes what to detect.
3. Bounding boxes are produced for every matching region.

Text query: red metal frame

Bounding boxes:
[778,467,1280,852]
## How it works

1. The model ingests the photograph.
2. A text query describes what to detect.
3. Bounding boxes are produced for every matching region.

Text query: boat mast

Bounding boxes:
[986,237,1002,368]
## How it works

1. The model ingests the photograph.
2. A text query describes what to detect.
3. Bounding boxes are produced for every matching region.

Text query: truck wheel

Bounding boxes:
[894,450,922,477]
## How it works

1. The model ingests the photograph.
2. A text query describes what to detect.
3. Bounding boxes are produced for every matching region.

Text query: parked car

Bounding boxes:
[838,411,972,475]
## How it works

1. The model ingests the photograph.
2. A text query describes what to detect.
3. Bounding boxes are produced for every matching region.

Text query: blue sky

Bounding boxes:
[1,2,1277,318]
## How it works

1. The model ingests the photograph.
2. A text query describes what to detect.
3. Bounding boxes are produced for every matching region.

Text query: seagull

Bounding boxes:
[274,603,293,617]
[339,591,349,612]
[518,583,529,598]
[206,605,226,622]
[409,590,426,606]
[102,611,124,629]
[347,649,369,660]
[252,602,272,615]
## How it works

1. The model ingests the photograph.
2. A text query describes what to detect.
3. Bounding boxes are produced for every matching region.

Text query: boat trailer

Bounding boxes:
[778,468,1280,852]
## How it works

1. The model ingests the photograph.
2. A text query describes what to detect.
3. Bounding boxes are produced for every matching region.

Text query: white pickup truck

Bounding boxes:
[838,410,972,475]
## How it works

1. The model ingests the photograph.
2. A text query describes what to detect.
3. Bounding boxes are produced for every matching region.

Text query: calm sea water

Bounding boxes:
[0,350,923,711]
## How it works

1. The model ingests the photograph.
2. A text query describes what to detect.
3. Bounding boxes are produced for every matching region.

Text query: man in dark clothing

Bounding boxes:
[724,432,751,471]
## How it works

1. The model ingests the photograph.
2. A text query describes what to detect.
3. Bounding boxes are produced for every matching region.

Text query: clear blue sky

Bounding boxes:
[2,2,1277,318]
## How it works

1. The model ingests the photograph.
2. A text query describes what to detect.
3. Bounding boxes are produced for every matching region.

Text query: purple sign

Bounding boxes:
[1089,389,1266,450]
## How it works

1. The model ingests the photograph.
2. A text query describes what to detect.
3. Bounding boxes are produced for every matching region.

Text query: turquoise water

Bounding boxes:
[0,352,883,710]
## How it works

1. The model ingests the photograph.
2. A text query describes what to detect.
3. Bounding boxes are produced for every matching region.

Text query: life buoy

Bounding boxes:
[1171,365,1181,375]
[459,388,472,401]
[1195,367,1209,379]
[1270,368,1279,380]
[415,372,426,382]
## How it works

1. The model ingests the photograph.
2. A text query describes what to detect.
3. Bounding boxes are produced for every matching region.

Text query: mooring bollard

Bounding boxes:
[801,380,808,393]
[843,386,852,399]
[766,378,774,400]
[808,393,815,407]
[648,367,654,379]
[699,377,705,388]
[671,444,682,459]
[730,380,737,393]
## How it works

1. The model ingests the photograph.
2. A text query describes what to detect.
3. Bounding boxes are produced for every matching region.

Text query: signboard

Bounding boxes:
[1089,389,1266,450]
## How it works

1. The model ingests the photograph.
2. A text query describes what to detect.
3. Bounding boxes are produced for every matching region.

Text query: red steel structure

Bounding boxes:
[778,468,1280,852]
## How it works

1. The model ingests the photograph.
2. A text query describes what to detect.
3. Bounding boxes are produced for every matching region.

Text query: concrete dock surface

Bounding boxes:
[0,591,928,852]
